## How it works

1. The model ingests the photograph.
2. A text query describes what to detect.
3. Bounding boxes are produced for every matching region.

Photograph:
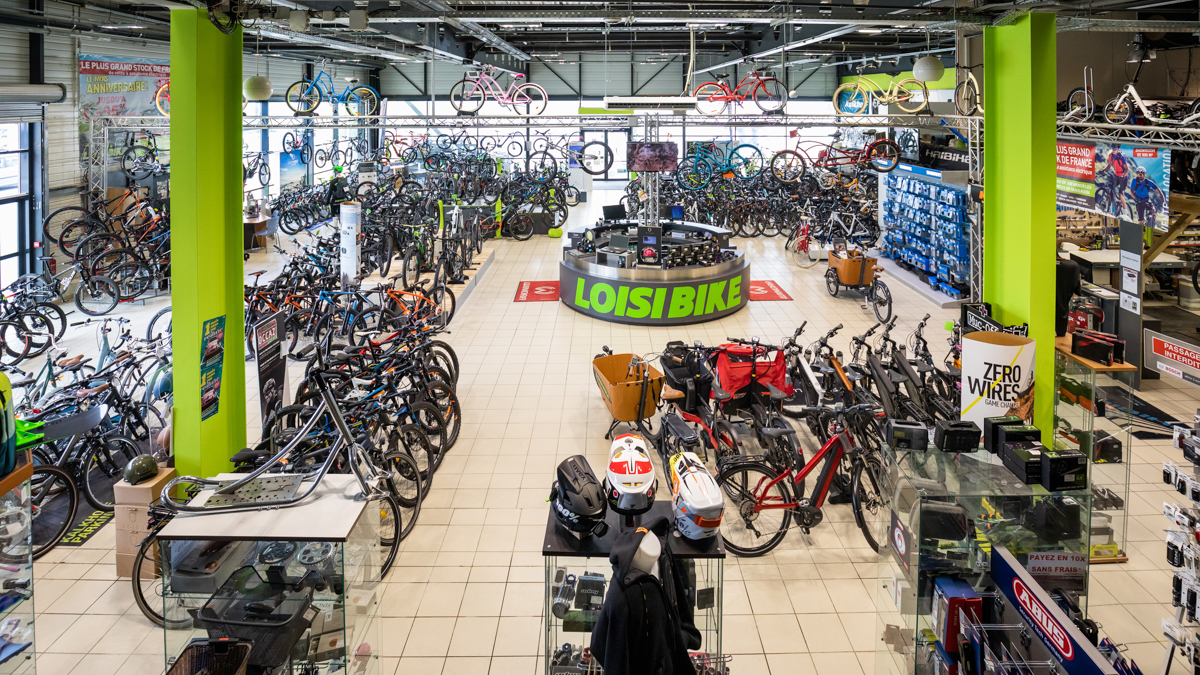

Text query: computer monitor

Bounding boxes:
[609,234,631,252]
[603,204,627,221]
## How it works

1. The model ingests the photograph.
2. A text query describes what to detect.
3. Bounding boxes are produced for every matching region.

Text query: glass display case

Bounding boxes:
[0,460,35,675]
[1053,337,1137,563]
[542,502,725,675]
[156,475,382,675]
[873,445,1092,675]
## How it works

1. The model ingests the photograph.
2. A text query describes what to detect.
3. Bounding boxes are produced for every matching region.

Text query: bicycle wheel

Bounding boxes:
[753,79,786,112]
[424,380,462,449]
[300,143,313,165]
[712,418,742,463]
[833,83,869,115]
[42,206,90,246]
[715,461,791,557]
[400,245,421,289]
[954,80,978,116]
[121,146,154,180]
[526,151,557,182]
[870,279,892,323]
[33,302,66,342]
[315,148,329,168]
[730,144,764,180]
[346,86,380,116]
[430,283,457,323]
[285,80,322,113]
[787,226,821,269]
[866,139,902,173]
[258,161,270,186]
[851,454,886,553]
[58,218,105,257]
[770,150,807,183]
[14,310,54,358]
[30,465,77,560]
[74,276,119,316]
[677,156,713,191]
[131,532,204,628]
[1104,98,1132,125]
[370,493,402,577]
[693,83,728,116]
[154,82,170,117]
[449,79,486,113]
[579,141,614,175]
[406,402,448,471]
[0,321,29,366]
[109,260,155,300]
[389,427,434,500]
[893,78,929,114]
[147,306,172,340]
[82,434,142,511]
[511,83,548,116]
[508,213,534,241]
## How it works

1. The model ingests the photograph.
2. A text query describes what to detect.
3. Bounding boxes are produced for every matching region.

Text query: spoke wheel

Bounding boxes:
[715,462,791,557]
[851,454,886,553]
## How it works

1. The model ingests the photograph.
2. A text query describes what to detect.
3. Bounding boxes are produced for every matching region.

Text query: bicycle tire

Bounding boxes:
[300,142,313,165]
[509,213,534,241]
[833,83,868,115]
[424,379,462,449]
[131,531,203,628]
[851,454,886,553]
[430,283,457,325]
[109,260,155,300]
[770,150,807,183]
[42,206,91,246]
[74,276,119,316]
[258,161,270,186]
[391,425,435,496]
[730,144,764,181]
[954,81,978,116]
[871,280,892,323]
[373,493,402,577]
[406,401,448,472]
[346,85,380,116]
[59,218,105,258]
[121,146,154,180]
[82,434,141,512]
[30,465,77,560]
[449,79,485,113]
[13,310,54,359]
[693,82,728,116]
[893,78,929,113]
[511,83,548,116]
[526,151,557,183]
[579,141,614,175]
[712,418,742,463]
[866,139,902,173]
[147,306,173,340]
[715,461,791,557]
[285,80,322,114]
[0,321,29,367]
[753,79,786,112]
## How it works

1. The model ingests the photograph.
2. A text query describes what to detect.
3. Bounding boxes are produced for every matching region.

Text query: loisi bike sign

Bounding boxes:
[558,262,749,326]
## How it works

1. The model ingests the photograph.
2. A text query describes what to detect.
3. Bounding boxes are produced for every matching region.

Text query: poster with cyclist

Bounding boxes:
[1056,140,1170,231]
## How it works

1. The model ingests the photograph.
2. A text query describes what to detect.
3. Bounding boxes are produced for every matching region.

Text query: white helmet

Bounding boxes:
[670,452,724,540]
[604,434,657,516]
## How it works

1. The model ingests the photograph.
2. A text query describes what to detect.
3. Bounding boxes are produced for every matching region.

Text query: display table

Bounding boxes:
[542,501,725,674]
[244,215,269,250]
[559,220,748,326]
[874,445,1092,675]
[157,475,382,675]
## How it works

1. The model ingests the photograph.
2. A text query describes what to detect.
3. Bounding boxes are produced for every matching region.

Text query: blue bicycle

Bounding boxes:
[285,60,381,116]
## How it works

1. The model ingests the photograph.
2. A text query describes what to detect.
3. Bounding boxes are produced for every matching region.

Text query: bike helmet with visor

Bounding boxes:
[550,455,609,538]
[604,434,658,516]
[669,451,724,540]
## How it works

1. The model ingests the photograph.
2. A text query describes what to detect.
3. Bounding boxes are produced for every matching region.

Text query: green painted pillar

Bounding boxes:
[983,13,1056,435]
[170,10,246,478]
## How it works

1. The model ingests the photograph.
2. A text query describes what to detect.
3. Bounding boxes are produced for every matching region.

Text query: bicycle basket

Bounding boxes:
[661,341,713,414]
[199,566,317,669]
[713,346,792,402]
[592,353,663,423]
[167,638,252,675]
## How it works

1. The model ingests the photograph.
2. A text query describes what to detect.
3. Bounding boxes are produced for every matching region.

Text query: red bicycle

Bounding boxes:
[770,130,902,184]
[693,67,786,115]
[715,402,886,556]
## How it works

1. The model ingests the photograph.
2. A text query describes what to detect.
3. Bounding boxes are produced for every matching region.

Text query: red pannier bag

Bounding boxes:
[712,345,793,400]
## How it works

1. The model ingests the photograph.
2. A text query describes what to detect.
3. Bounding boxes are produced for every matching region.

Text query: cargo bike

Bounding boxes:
[825,245,892,322]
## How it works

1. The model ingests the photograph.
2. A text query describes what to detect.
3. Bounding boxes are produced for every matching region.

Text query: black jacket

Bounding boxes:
[589,518,698,675]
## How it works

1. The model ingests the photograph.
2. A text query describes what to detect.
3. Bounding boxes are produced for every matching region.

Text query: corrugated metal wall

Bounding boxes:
[0,29,30,85]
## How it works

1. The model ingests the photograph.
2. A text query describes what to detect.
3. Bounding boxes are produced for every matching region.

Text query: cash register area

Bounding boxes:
[26,187,1198,675]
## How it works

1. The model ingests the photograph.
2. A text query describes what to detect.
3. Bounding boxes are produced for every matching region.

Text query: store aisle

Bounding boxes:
[27,230,1200,675]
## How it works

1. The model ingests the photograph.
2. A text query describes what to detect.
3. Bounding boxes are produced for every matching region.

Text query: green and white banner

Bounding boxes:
[559,262,749,325]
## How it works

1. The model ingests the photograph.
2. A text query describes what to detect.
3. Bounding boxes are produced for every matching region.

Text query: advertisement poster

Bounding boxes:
[959,331,1037,429]
[254,312,290,419]
[200,316,226,421]
[78,54,169,164]
[280,151,307,192]
[1056,140,1170,230]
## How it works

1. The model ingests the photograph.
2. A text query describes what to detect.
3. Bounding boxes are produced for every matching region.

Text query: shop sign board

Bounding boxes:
[918,143,970,171]
[959,331,1036,428]
[1056,140,1171,231]
[254,312,290,420]
[1026,551,1088,593]
[200,316,226,422]
[559,262,748,325]
[1144,329,1200,388]
[78,54,169,165]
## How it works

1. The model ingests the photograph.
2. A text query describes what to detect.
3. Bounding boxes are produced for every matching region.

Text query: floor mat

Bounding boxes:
[1101,385,1189,439]
[58,508,113,547]
[513,281,560,302]
[749,280,793,301]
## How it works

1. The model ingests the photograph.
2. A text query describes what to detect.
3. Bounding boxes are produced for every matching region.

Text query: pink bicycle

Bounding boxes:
[449,65,548,116]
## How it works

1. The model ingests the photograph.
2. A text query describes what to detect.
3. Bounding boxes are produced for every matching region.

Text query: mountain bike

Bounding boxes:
[243,150,271,187]
[282,132,313,165]
[448,65,548,116]
[716,402,885,556]
[693,67,786,115]
[120,130,168,181]
[833,66,929,115]
[285,61,381,116]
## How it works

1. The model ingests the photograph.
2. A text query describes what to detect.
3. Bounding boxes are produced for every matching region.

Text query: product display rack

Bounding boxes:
[874,444,1093,675]
[542,502,724,675]
[0,457,36,675]
[1052,337,1137,563]
[155,476,383,675]
[880,164,971,300]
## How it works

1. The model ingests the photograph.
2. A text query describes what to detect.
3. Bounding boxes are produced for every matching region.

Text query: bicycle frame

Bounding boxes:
[751,428,852,512]
[461,71,521,104]
[708,72,770,102]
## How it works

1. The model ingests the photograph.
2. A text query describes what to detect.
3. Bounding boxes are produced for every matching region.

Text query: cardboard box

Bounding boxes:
[983,415,1024,454]
[114,527,152,555]
[114,505,151,533]
[115,551,159,579]
[1041,448,1088,492]
[112,467,176,507]
[1001,441,1043,484]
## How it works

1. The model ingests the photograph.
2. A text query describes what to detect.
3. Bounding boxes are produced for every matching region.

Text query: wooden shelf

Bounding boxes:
[0,452,34,498]
[1054,336,1139,373]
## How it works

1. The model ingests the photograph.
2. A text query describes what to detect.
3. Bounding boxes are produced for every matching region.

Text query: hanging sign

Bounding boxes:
[254,312,290,420]
[201,316,226,421]
[1056,140,1171,231]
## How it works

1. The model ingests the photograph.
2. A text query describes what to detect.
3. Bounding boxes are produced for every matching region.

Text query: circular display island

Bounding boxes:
[559,220,749,326]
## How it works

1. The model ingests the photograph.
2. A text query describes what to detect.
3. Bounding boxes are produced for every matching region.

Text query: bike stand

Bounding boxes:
[293,111,317,118]
[456,111,477,117]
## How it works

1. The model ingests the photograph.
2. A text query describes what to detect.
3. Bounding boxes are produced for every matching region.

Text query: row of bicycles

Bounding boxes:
[607,313,962,557]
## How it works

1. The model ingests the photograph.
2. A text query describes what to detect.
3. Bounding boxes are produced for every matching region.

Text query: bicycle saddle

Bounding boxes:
[61,358,93,372]
[765,382,789,401]
[56,355,84,368]
[661,384,686,400]
[714,73,728,79]
[711,383,732,401]
[344,77,360,84]
[761,426,797,439]
[75,382,111,398]
[249,270,268,277]
[6,376,32,389]
[231,447,270,465]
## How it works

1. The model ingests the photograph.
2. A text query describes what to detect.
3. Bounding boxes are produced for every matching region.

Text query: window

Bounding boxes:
[0,124,31,287]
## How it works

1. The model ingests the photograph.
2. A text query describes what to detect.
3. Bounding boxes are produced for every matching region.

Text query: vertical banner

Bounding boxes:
[339,202,361,287]
[959,331,1037,428]
[1056,140,1170,230]
[78,54,170,164]
[254,312,290,420]
[200,316,226,421]
[279,151,307,192]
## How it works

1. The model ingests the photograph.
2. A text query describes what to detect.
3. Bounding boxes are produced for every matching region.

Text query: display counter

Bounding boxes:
[559,220,749,325]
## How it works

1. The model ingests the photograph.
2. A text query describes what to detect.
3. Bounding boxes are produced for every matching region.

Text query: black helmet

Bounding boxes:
[550,455,609,538]
[123,454,159,486]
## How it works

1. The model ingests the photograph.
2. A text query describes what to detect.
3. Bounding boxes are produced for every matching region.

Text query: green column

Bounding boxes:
[983,12,1056,435]
[170,9,246,478]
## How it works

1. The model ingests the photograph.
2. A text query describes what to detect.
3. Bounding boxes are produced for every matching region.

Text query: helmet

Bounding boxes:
[1137,166,1147,174]
[550,455,609,538]
[123,454,159,486]
[669,452,724,540]
[604,434,657,516]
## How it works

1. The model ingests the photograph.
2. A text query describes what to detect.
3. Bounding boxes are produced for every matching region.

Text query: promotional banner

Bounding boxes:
[339,202,361,287]
[959,331,1036,428]
[200,316,226,421]
[254,312,289,420]
[78,54,169,166]
[1056,140,1170,230]
[279,151,307,192]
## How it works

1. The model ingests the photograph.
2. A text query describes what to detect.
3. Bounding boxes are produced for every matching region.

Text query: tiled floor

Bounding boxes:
[27,194,1200,675]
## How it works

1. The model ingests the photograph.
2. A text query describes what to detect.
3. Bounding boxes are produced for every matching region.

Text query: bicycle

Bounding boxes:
[282,132,314,165]
[243,150,271,187]
[953,63,985,116]
[285,60,381,116]
[716,402,886,556]
[693,67,786,115]
[833,66,929,115]
[770,131,901,183]
[120,130,169,181]
[677,141,764,190]
[448,65,548,117]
